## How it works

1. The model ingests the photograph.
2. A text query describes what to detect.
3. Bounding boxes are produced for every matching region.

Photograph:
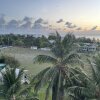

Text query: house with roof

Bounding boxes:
[78,43,97,52]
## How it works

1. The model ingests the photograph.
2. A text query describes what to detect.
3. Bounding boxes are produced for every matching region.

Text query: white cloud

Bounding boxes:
[20,21,32,29]
[76,27,82,30]
[56,19,63,23]
[6,20,20,29]
[65,21,77,28]
[23,16,33,22]
[20,17,33,29]
[32,18,48,29]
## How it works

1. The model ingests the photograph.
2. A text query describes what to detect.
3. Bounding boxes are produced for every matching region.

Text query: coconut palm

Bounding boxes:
[67,54,100,100]
[16,85,39,100]
[32,32,83,100]
[0,67,24,100]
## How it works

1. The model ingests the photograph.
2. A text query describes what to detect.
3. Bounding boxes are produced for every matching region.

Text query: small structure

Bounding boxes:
[40,47,50,51]
[78,43,97,52]
[0,46,13,50]
[31,46,37,50]
[49,40,55,44]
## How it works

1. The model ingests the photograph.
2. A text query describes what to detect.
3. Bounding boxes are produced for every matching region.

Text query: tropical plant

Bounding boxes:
[16,85,39,100]
[32,32,83,100]
[0,67,24,100]
[67,54,100,100]
[0,66,39,100]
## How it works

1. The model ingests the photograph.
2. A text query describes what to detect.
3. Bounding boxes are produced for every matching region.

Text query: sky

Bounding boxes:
[0,0,100,38]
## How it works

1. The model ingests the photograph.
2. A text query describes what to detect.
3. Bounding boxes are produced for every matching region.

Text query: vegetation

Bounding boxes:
[0,34,49,48]
[0,32,100,100]
[0,33,98,48]
[32,32,84,100]
[0,67,24,100]
[0,55,20,68]
[68,54,100,100]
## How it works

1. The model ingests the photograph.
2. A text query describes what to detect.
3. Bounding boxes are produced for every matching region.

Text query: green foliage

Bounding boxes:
[0,55,20,68]
[32,32,82,100]
[0,67,24,99]
[0,66,39,100]
[48,35,56,40]
[0,34,49,48]
[67,54,100,100]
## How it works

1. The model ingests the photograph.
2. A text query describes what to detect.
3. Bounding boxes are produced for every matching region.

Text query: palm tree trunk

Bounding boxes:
[52,70,64,100]
[58,78,64,100]
[52,74,59,100]
[11,95,16,100]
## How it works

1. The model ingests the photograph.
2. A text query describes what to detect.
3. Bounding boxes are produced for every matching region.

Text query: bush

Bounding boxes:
[0,55,20,68]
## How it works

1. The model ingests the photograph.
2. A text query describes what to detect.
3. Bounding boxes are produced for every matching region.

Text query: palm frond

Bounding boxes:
[62,33,75,53]
[62,51,80,65]
[34,67,58,92]
[33,55,57,64]
[1,67,24,99]
[67,86,95,99]
[87,59,99,84]
[32,67,50,81]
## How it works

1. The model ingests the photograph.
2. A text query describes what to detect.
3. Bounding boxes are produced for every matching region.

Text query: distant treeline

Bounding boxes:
[0,33,99,48]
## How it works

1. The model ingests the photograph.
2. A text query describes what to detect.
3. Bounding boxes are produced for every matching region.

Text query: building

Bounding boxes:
[30,46,37,50]
[78,43,97,52]
[40,47,50,51]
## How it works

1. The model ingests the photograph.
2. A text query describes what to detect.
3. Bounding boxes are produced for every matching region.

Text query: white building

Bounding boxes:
[79,43,97,52]
[31,46,37,50]
[40,47,50,51]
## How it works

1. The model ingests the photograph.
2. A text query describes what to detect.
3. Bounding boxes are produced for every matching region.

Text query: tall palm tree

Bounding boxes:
[0,67,24,100]
[32,32,82,100]
[67,54,100,100]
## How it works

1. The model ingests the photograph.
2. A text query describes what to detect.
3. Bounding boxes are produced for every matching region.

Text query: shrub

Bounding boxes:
[0,55,20,68]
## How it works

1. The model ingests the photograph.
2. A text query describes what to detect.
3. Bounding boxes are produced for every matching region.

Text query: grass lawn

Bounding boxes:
[0,47,52,75]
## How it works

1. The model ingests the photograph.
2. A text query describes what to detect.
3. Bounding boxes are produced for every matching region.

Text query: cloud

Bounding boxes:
[34,18,48,24]
[20,21,32,29]
[20,17,33,29]
[43,21,48,24]
[76,27,82,30]
[33,23,44,29]
[33,18,48,29]
[0,14,6,27]
[35,18,43,24]
[6,20,20,28]
[56,19,63,23]
[23,16,33,22]
[91,26,98,30]
[65,21,77,28]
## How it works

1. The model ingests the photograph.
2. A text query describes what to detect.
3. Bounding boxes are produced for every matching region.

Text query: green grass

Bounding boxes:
[0,47,52,75]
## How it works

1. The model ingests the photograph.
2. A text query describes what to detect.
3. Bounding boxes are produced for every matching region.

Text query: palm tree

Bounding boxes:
[32,32,82,100]
[67,54,100,100]
[16,85,39,100]
[0,67,24,100]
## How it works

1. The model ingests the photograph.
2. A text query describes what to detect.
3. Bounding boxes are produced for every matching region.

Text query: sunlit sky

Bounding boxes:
[0,0,100,38]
